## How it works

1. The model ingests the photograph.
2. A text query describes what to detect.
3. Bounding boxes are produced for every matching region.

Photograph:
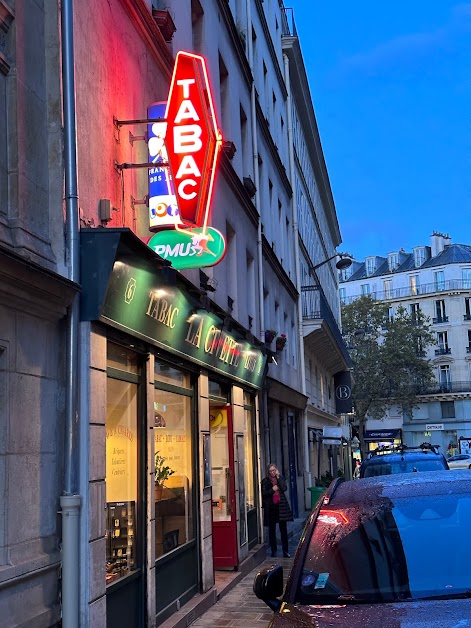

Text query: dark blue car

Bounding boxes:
[359,445,449,478]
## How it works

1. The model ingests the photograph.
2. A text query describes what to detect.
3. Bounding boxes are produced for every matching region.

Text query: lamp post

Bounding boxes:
[309,253,352,275]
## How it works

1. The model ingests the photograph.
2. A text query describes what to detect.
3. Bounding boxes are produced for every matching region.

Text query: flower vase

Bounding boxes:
[155,482,163,501]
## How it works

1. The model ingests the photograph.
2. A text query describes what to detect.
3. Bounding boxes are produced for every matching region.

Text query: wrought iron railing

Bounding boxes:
[415,381,471,395]
[281,7,297,37]
[341,279,471,305]
[434,347,451,356]
[301,285,352,367]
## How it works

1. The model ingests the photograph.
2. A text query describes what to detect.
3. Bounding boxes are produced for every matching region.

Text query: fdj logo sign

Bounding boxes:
[148,101,179,230]
[146,52,225,270]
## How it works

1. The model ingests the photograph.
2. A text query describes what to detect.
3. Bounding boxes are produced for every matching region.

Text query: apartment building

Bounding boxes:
[340,231,471,456]
[1,0,348,625]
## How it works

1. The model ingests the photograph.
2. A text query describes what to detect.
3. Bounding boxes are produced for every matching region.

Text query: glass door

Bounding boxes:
[153,361,198,624]
[210,395,238,567]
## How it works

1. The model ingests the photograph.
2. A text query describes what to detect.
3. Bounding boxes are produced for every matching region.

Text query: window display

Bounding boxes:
[106,501,136,585]
[154,363,194,559]
[106,345,139,585]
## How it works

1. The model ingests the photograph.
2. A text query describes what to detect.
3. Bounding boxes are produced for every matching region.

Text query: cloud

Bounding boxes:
[335,3,471,77]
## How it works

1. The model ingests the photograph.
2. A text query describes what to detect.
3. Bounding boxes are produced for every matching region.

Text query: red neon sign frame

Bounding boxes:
[164,51,222,230]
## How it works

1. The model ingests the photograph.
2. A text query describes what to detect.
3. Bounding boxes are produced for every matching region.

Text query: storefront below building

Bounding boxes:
[81,229,266,627]
[364,429,403,453]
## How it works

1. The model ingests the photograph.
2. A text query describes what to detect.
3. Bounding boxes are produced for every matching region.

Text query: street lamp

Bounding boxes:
[308,253,353,275]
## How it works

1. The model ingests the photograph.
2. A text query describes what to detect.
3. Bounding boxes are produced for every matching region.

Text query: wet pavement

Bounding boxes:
[187,529,303,627]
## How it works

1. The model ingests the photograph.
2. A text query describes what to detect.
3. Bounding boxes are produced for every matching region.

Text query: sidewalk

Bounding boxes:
[160,510,309,628]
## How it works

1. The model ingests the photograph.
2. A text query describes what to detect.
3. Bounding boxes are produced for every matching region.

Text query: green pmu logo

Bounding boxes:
[148,227,226,270]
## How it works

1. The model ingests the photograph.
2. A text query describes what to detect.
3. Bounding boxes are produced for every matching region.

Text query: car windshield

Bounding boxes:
[296,488,471,605]
[362,458,445,477]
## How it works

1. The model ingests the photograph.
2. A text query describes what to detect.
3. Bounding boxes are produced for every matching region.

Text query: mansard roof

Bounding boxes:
[421,244,471,267]
[340,244,471,283]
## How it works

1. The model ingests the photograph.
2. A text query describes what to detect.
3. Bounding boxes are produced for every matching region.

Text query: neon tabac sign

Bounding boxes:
[147,51,225,270]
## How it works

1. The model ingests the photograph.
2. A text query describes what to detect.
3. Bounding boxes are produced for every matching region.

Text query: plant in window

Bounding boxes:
[275,333,287,351]
[264,329,278,344]
[154,452,175,485]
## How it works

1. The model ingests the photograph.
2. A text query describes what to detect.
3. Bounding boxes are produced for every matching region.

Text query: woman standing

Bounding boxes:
[261,463,293,557]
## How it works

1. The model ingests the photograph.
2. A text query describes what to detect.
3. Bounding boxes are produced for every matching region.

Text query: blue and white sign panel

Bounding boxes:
[147,101,180,231]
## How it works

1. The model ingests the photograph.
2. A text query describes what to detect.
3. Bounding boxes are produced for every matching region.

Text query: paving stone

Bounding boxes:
[188,530,303,628]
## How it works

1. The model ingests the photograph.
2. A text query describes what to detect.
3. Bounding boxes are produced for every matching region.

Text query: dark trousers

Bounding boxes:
[268,519,288,554]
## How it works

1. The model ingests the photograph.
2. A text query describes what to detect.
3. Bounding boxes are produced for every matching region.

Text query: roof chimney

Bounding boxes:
[430,231,451,257]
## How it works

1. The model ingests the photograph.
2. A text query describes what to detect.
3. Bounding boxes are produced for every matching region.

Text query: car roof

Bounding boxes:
[327,470,471,508]
[362,450,443,464]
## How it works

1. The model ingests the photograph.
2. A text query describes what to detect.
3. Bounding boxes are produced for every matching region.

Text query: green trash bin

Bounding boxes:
[308,486,325,509]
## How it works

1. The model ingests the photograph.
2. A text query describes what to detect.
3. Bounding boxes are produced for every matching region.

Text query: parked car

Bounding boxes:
[447,453,471,469]
[254,471,471,627]
[359,444,449,478]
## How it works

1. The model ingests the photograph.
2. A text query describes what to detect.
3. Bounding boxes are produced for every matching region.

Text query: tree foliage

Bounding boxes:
[341,295,435,455]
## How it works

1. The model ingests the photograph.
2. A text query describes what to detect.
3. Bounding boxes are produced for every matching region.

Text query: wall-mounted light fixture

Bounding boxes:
[308,253,352,276]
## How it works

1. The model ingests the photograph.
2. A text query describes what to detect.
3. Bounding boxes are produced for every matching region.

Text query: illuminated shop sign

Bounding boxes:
[148,226,226,270]
[147,51,225,270]
[147,101,179,230]
[102,258,266,388]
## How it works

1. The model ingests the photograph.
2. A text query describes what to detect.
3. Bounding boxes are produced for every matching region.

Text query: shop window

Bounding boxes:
[107,343,139,373]
[105,371,139,585]
[154,363,194,559]
[155,362,191,388]
[208,379,231,403]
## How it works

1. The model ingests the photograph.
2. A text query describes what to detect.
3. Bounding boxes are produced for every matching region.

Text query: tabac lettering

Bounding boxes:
[146,292,179,328]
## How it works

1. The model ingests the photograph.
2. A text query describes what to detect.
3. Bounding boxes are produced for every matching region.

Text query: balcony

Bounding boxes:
[342,279,471,305]
[434,347,451,356]
[414,381,471,395]
[281,7,297,37]
[433,316,449,324]
[301,285,352,373]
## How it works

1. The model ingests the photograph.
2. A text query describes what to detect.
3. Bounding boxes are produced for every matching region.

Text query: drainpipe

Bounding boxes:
[60,0,81,626]
[283,52,311,506]
[246,0,269,466]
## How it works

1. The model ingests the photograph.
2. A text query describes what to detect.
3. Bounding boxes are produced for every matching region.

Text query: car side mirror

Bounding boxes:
[253,564,283,611]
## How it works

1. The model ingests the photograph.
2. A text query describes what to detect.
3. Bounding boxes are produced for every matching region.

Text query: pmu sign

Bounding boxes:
[164,51,222,231]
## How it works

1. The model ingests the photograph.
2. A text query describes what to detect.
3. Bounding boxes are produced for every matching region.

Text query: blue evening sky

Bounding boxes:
[286,1,471,261]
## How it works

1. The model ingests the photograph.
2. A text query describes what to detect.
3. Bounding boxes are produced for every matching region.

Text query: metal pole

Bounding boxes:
[61,0,81,625]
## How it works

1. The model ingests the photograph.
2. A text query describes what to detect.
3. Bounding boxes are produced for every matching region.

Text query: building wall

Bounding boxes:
[0,1,77,625]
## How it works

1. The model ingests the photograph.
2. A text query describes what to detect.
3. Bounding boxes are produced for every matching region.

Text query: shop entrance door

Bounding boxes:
[210,404,238,568]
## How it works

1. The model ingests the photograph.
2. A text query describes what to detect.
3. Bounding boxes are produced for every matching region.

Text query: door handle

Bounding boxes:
[225,467,232,515]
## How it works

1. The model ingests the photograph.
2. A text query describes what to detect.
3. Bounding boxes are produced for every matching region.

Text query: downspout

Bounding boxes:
[246,0,269,468]
[283,52,311,507]
[60,1,81,626]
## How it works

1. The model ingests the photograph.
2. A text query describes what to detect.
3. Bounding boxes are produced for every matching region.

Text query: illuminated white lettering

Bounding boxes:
[177,78,196,98]
[178,180,197,200]
[174,100,200,124]
[175,155,201,179]
[173,125,202,153]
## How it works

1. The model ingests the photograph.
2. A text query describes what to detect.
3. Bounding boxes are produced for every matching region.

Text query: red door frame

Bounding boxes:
[211,405,238,568]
